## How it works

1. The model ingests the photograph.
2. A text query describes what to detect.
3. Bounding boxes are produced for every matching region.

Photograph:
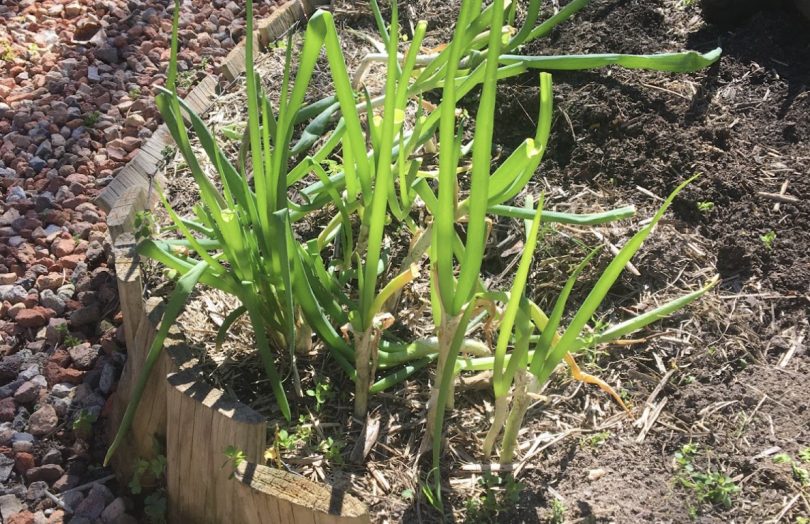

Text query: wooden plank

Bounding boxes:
[258,0,306,45]
[107,186,146,243]
[113,232,143,358]
[135,143,164,165]
[219,42,247,82]
[233,462,370,524]
[166,370,267,524]
[106,297,163,483]
[186,75,219,115]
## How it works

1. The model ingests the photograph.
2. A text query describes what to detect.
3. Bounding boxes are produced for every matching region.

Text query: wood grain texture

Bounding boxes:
[166,370,266,524]
[107,186,146,243]
[113,232,142,354]
[234,462,370,524]
[258,0,306,45]
[107,297,164,482]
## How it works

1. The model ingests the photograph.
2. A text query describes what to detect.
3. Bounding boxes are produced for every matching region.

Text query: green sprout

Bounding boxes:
[83,111,100,127]
[549,499,566,524]
[221,445,247,480]
[72,409,97,437]
[760,230,776,251]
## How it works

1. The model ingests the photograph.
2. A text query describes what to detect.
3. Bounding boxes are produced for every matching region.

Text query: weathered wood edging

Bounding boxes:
[104,1,369,522]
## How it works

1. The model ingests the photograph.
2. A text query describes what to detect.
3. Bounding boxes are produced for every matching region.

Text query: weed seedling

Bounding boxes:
[697,201,714,213]
[581,431,611,449]
[72,409,97,438]
[2,42,13,61]
[759,230,776,251]
[144,491,167,524]
[134,211,157,241]
[464,473,525,523]
[130,438,167,494]
[685,471,740,509]
[83,111,100,127]
[221,445,247,480]
[319,437,344,466]
[549,499,566,524]
[306,379,335,412]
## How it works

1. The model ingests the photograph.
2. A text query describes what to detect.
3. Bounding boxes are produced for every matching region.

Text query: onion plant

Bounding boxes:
[105,0,723,481]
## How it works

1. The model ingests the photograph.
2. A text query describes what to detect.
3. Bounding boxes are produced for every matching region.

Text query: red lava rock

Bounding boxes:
[59,254,85,269]
[7,510,36,524]
[106,146,127,162]
[23,294,38,308]
[14,452,35,475]
[52,238,75,258]
[42,362,85,387]
[15,307,53,328]
[48,348,71,367]
[0,397,15,422]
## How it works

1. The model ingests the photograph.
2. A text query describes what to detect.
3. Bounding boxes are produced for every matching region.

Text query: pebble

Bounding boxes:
[0,494,25,522]
[41,448,62,465]
[68,344,98,371]
[50,384,75,399]
[13,380,42,404]
[26,464,64,483]
[28,404,58,435]
[73,483,113,520]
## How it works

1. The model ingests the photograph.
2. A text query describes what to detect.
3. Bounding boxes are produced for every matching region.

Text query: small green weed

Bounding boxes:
[464,473,525,523]
[697,201,714,212]
[134,211,157,241]
[221,445,247,480]
[130,438,167,494]
[2,42,14,61]
[674,444,739,511]
[549,499,566,524]
[687,471,739,508]
[580,431,610,449]
[772,451,810,485]
[161,146,176,160]
[56,324,82,347]
[276,428,300,450]
[72,409,98,438]
[83,111,100,127]
[792,463,809,485]
[419,470,442,512]
[295,415,313,443]
[144,491,167,524]
[760,230,776,251]
[306,379,335,412]
[319,436,344,466]
[129,87,142,99]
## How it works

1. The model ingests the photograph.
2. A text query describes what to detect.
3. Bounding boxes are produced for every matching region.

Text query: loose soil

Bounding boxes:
[154,1,810,523]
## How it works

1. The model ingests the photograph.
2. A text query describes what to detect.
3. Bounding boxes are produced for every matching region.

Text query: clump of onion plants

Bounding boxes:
[106,0,722,486]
